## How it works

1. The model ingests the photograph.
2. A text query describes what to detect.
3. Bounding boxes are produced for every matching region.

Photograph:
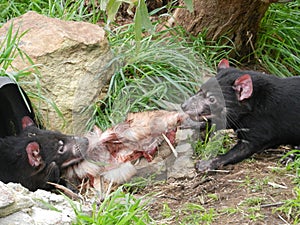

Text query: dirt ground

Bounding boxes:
[137,151,297,224]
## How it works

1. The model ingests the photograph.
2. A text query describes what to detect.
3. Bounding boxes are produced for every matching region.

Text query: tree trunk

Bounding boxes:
[172,0,270,59]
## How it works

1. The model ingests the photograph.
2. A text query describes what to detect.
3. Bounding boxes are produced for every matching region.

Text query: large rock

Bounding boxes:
[0,11,114,134]
[0,182,79,225]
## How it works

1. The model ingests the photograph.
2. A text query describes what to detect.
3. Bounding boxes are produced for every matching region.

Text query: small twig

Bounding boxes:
[260,202,284,208]
[192,177,211,189]
[162,133,177,158]
[79,178,85,194]
[201,116,208,122]
[105,179,114,199]
[207,169,230,173]
[268,181,287,189]
[47,182,81,200]
[277,213,290,225]
[228,179,244,183]
[159,195,181,201]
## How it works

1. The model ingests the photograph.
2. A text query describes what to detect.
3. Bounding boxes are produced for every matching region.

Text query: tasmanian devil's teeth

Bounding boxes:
[201,116,208,122]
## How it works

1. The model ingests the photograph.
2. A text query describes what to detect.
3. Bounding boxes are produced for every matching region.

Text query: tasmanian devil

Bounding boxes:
[181,59,300,172]
[0,116,89,191]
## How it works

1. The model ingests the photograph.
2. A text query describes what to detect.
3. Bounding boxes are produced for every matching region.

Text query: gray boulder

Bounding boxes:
[0,182,79,225]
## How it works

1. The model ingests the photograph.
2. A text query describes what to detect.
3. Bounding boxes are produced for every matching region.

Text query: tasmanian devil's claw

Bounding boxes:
[195,159,216,172]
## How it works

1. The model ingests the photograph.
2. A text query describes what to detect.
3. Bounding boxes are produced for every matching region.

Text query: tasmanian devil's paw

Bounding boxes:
[195,159,218,172]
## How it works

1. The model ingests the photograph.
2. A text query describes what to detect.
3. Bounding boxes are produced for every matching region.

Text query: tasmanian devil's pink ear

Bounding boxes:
[218,59,230,70]
[22,116,35,129]
[26,142,42,167]
[233,74,253,101]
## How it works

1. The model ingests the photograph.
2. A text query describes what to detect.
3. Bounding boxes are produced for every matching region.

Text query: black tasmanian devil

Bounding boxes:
[0,116,89,191]
[182,59,300,172]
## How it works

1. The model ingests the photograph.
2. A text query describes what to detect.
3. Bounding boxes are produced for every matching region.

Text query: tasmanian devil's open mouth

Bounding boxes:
[186,112,214,122]
[61,157,84,168]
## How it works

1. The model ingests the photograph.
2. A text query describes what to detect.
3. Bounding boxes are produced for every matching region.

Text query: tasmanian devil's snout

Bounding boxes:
[182,91,212,122]
[58,136,89,168]
[182,77,226,126]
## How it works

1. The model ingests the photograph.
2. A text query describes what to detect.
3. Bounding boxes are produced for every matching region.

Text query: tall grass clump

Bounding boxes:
[71,187,153,225]
[283,149,300,186]
[90,25,214,130]
[190,31,237,69]
[0,23,33,79]
[276,187,300,225]
[256,0,300,77]
[0,23,39,111]
[0,0,105,24]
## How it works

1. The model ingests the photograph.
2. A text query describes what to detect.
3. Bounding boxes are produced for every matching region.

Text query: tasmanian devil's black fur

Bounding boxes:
[0,117,88,191]
[182,59,300,172]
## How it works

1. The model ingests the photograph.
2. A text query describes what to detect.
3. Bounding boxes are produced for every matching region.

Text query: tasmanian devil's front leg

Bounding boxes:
[196,141,261,172]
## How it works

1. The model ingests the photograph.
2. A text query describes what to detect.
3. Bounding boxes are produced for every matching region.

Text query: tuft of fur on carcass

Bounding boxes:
[63,110,189,188]
[63,126,137,186]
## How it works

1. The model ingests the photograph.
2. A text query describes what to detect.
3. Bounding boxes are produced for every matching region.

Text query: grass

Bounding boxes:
[181,203,216,225]
[0,0,105,24]
[237,175,271,193]
[219,207,241,216]
[240,197,266,207]
[70,186,153,225]
[245,206,265,221]
[274,150,300,224]
[256,0,300,77]
[275,187,300,224]
[0,23,32,79]
[192,124,233,160]
[284,149,300,182]
[189,31,237,69]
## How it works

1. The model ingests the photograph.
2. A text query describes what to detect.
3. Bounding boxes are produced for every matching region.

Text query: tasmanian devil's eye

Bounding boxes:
[28,133,36,137]
[57,140,64,154]
[209,96,216,103]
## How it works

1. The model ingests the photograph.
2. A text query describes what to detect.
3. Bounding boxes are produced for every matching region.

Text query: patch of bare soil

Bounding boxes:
[138,152,296,224]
